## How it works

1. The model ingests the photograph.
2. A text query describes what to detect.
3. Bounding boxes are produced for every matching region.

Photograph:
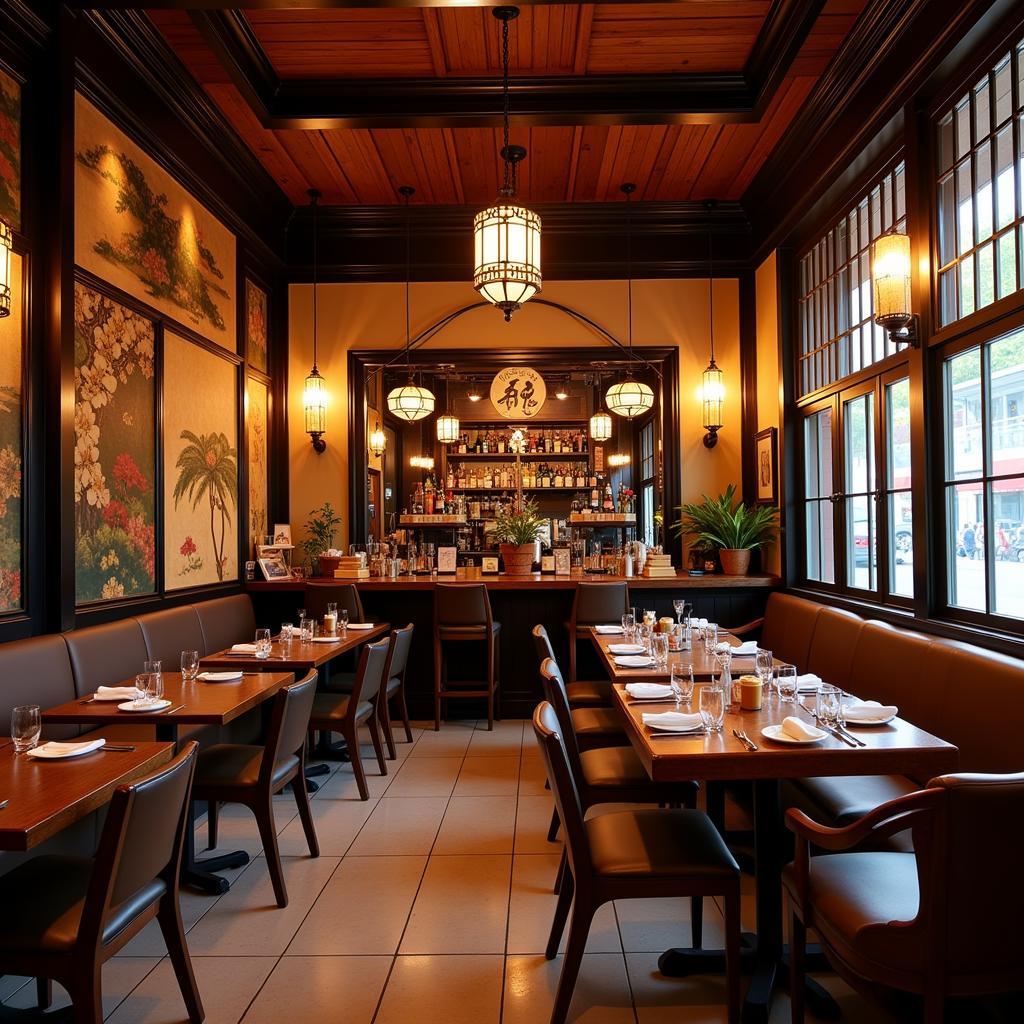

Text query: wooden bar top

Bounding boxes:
[199,624,390,671]
[613,683,959,784]
[0,741,173,852]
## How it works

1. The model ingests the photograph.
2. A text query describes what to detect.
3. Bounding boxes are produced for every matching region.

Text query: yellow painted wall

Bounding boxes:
[755,251,782,575]
[288,278,742,550]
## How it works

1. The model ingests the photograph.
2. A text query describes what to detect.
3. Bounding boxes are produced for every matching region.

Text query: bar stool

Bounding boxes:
[433,583,501,731]
[566,581,629,706]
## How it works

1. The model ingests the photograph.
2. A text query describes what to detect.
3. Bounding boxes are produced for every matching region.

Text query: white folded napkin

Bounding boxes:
[625,682,673,699]
[230,643,259,653]
[844,700,898,722]
[795,673,823,693]
[781,716,824,741]
[696,618,709,629]
[94,686,141,701]
[594,625,623,634]
[347,623,375,630]
[28,739,106,758]
[641,711,702,730]
[718,640,758,656]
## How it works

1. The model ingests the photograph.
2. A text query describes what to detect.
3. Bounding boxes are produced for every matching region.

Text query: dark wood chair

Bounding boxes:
[308,637,391,800]
[433,583,501,730]
[533,625,627,750]
[533,701,741,1024]
[0,743,204,1024]
[378,623,415,758]
[785,772,1024,1024]
[195,671,320,908]
[565,581,629,705]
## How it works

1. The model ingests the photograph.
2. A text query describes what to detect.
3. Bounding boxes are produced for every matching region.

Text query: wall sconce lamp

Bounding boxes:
[368,418,386,458]
[608,452,631,468]
[872,230,920,348]
[304,189,327,453]
[0,220,11,319]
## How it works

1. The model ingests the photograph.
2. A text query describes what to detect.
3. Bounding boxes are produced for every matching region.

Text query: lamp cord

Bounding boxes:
[501,15,513,197]
[312,193,319,371]
[405,189,412,379]
[708,217,715,365]
[626,187,633,366]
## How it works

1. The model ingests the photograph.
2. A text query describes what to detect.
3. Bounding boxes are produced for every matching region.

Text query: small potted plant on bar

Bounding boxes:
[673,484,778,576]
[494,498,546,575]
[300,502,343,577]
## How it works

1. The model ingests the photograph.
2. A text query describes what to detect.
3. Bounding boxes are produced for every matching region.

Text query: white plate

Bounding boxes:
[27,740,106,760]
[117,698,172,713]
[309,637,340,644]
[844,713,896,726]
[614,655,654,668]
[593,626,623,635]
[347,623,376,630]
[761,724,826,745]
[608,643,646,655]
[198,671,243,682]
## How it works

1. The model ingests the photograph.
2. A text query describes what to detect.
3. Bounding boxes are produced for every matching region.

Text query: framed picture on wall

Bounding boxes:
[754,427,778,505]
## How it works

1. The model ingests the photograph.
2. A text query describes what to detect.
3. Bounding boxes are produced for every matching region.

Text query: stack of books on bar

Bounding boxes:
[333,557,370,580]
[641,553,676,578]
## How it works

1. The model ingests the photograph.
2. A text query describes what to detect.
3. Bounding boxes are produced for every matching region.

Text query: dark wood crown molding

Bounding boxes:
[286,201,751,282]
[188,0,823,129]
[0,0,52,55]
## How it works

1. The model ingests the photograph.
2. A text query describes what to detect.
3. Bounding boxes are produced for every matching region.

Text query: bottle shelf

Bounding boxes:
[450,486,583,492]
[447,451,590,460]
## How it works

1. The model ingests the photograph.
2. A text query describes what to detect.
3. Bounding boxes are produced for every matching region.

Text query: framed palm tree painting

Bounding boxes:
[163,331,238,590]
[0,251,23,611]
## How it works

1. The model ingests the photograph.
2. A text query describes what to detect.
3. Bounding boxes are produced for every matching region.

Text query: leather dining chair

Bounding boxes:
[533,625,627,751]
[0,743,204,1024]
[784,772,1024,1023]
[377,623,415,758]
[308,637,391,801]
[533,701,741,1024]
[194,671,320,909]
[303,583,366,626]
[565,581,629,704]
[433,583,501,730]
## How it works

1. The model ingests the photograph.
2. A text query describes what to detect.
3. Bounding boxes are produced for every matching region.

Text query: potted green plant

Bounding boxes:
[673,484,778,576]
[299,502,343,577]
[493,499,546,575]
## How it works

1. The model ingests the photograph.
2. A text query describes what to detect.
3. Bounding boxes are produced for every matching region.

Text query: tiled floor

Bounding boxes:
[3,720,882,1023]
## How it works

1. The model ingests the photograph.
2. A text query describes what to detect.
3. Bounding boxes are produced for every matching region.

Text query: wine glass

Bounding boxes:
[755,647,774,696]
[11,705,41,753]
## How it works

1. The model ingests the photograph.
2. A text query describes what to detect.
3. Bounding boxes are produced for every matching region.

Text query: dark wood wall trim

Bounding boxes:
[738,270,758,507]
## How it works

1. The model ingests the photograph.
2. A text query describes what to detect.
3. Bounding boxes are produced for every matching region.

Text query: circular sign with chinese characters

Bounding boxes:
[489,367,547,419]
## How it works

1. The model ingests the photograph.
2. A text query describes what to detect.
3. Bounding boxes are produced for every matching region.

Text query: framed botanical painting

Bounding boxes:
[73,281,156,604]
[754,426,778,505]
[164,331,238,590]
[74,94,237,351]
[0,67,20,230]
[245,279,268,374]
[246,375,268,555]
[0,251,23,611]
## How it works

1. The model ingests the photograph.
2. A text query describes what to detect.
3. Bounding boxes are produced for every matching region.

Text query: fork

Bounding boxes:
[732,728,757,751]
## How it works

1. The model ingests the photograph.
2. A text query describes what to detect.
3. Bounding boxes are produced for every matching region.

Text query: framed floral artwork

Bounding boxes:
[245,279,268,373]
[247,375,268,555]
[0,251,23,612]
[0,67,20,230]
[74,93,237,351]
[73,281,156,604]
[163,331,238,590]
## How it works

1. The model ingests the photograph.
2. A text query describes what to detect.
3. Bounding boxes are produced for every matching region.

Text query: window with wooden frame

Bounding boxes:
[796,161,906,398]
[639,419,656,546]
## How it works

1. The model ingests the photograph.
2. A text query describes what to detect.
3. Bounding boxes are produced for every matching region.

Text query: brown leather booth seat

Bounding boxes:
[194,594,257,657]
[138,605,207,667]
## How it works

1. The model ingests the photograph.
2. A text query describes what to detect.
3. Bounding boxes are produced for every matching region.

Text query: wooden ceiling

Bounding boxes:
[149,2,866,207]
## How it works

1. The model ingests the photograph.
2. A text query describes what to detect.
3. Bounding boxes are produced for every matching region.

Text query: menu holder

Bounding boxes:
[553,548,571,575]
[437,546,458,574]
[541,554,555,574]
[481,556,499,574]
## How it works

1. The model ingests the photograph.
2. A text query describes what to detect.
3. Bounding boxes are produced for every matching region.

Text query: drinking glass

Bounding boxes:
[699,686,725,734]
[280,623,294,644]
[300,617,314,644]
[325,601,339,637]
[651,633,669,670]
[621,611,635,642]
[670,663,694,706]
[642,609,656,627]
[255,628,272,659]
[144,659,162,694]
[296,608,307,627]
[11,704,41,753]
[637,622,653,656]
[340,609,350,633]
[703,623,719,654]
[673,598,686,624]
[137,671,163,705]
[817,684,843,728]
[755,648,774,696]
[180,650,200,683]
[776,665,798,703]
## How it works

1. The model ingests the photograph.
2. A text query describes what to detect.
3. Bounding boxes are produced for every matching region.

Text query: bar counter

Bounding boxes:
[248,571,780,718]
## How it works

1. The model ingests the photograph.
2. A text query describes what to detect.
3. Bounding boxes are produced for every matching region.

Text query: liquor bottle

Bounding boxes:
[435,487,445,515]
[459,433,467,454]
[603,479,614,512]
[446,466,455,490]
[554,465,564,488]
[590,483,600,510]
[497,432,506,454]
[483,467,493,489]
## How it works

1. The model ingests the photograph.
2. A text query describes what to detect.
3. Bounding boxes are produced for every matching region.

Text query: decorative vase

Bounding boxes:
[719,548,752,576]
[500,542,537,575]
[318,555,342,578]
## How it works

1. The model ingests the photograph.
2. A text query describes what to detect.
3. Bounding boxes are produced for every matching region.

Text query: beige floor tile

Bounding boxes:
[3,958,160,1017]
[432,795,518,855]
[518,751,551,795]
[407,720,477,757]
[400,854,512,954]
[503,953,636,1024]
[515,794,563,854]
[615,897,725,953]
[385,755,464,797]
[287,855,427,955]
[309,761,394,801]
[626,950,735,1023]
[106,955,276,1024]
[466,719,525,756]
[347,796,449,856]
[185,855,339,956]
[507,854,621,956]
[454,754,521,797]
[190,798,298,860]
[276,790,377,856]
[241,956,391,1024]
[374,954,503,1024]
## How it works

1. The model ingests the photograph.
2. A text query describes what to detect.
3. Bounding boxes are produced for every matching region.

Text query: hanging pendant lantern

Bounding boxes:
[436,365,459,443]
[472,7,541,322]
[303,191,328,453]
[589,410,613,443]
[701,201,724,448]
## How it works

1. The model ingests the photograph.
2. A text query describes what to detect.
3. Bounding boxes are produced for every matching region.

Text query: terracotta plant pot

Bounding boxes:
[500,542,537,575]
[318,555,342,578]
[719,548,752,576]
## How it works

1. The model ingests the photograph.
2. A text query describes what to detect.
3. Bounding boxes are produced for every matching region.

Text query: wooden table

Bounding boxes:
[199,623,390,672]
[43,671,294,895]
[590,628,773,682]
[613,683,959,1023]
[0,741,173,852]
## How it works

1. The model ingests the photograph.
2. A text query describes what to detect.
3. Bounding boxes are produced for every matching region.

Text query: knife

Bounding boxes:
[102,745,136,752]
[797,701,859,748]
[159,704,185,715]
